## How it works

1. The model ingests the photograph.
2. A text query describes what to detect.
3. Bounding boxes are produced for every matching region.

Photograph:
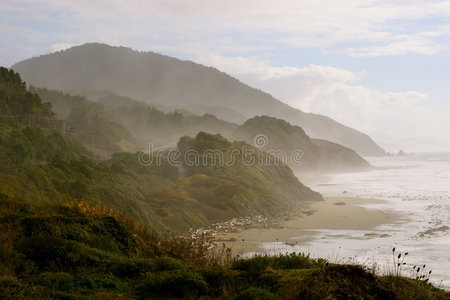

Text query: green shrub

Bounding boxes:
[34,272,75,292]
[19,237,110,272]
[109,257,153,278]
[274,253,325,269]
[77,273,129,292]
[139,269,208,297]
[33,272,129,298]
[149,256,184,271]
[0,275,49,299]
[12,253,39,274]
[232,253,324,272]
[235,287,277,300]
[198,268,239,297]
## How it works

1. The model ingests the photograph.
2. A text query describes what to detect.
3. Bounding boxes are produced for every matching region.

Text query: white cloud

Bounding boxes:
[345,35,442,57]
[204,54,364,82]
[199,54,450,152]
[1,0,449,63]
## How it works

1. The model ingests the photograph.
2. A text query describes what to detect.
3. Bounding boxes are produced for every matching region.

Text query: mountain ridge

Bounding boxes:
[12,43,385,156]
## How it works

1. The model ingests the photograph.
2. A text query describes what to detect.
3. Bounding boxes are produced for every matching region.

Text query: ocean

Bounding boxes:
[297,152,450,288]
[251,152,450,288]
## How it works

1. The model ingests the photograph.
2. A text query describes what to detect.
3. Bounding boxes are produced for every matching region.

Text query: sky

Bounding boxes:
[1,0,449,152]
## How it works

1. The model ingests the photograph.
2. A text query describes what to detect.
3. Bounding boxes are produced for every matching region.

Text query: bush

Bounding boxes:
[149,256,184,271]
[0,275,49,299]
[139,270,208,297]
[33,272,129,298]
[232,253,324,272]
[12,253,39,274]
[198,268,239,297]
[109,257,153,278]
[109,256,183,278]
[18,237,110,272]
[77,274,129,292]
[235,287,277,300]
[34,272,75,292]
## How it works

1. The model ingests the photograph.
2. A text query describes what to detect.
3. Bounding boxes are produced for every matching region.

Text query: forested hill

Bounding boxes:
[232,116,370,172]
[32,87,237,153]
[12,43,385,156]
[31,87,370,172]
[0,67,321,232]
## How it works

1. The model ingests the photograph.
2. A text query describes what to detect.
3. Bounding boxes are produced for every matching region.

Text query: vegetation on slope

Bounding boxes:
[0,199,448,299]
[12,42,385,156]
[233,116,370,171]
[29,87,139,154]
[177,132,321,214]
[33,87,367,172]
[1,68,318,232]
[33,87,237,151]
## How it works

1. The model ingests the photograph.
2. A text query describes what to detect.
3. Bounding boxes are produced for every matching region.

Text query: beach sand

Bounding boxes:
[214,197,404,255]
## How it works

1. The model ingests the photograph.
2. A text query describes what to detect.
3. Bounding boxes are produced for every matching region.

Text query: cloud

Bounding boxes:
[1,0,448,151]
[1,0,449,65]
[345,34,443,57]
[198,54,450,152]
[203,54,364,82]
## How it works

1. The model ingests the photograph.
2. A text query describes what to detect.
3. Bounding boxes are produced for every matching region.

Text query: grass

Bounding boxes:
[0,200,448,299]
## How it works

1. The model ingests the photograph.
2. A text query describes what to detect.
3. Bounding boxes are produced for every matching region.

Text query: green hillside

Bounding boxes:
[32,88,369,172]
[33,87,237,151]
[1,200,448,299]
[1,68,319,232]
[31,87,138,155]
[233,116,370,172]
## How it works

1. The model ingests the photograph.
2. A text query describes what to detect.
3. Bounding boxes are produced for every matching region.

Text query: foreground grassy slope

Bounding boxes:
[0,200,447,300]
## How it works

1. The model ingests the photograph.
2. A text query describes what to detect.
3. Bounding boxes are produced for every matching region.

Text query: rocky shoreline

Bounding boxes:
[187,209,317,242]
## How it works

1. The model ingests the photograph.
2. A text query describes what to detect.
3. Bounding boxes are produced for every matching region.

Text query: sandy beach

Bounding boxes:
[214,197,405,255]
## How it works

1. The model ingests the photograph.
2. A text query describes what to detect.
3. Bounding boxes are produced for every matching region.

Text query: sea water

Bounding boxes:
[264,153,450,288]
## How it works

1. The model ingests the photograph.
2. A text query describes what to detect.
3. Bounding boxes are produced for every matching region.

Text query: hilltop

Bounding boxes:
[232,116,370,172]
